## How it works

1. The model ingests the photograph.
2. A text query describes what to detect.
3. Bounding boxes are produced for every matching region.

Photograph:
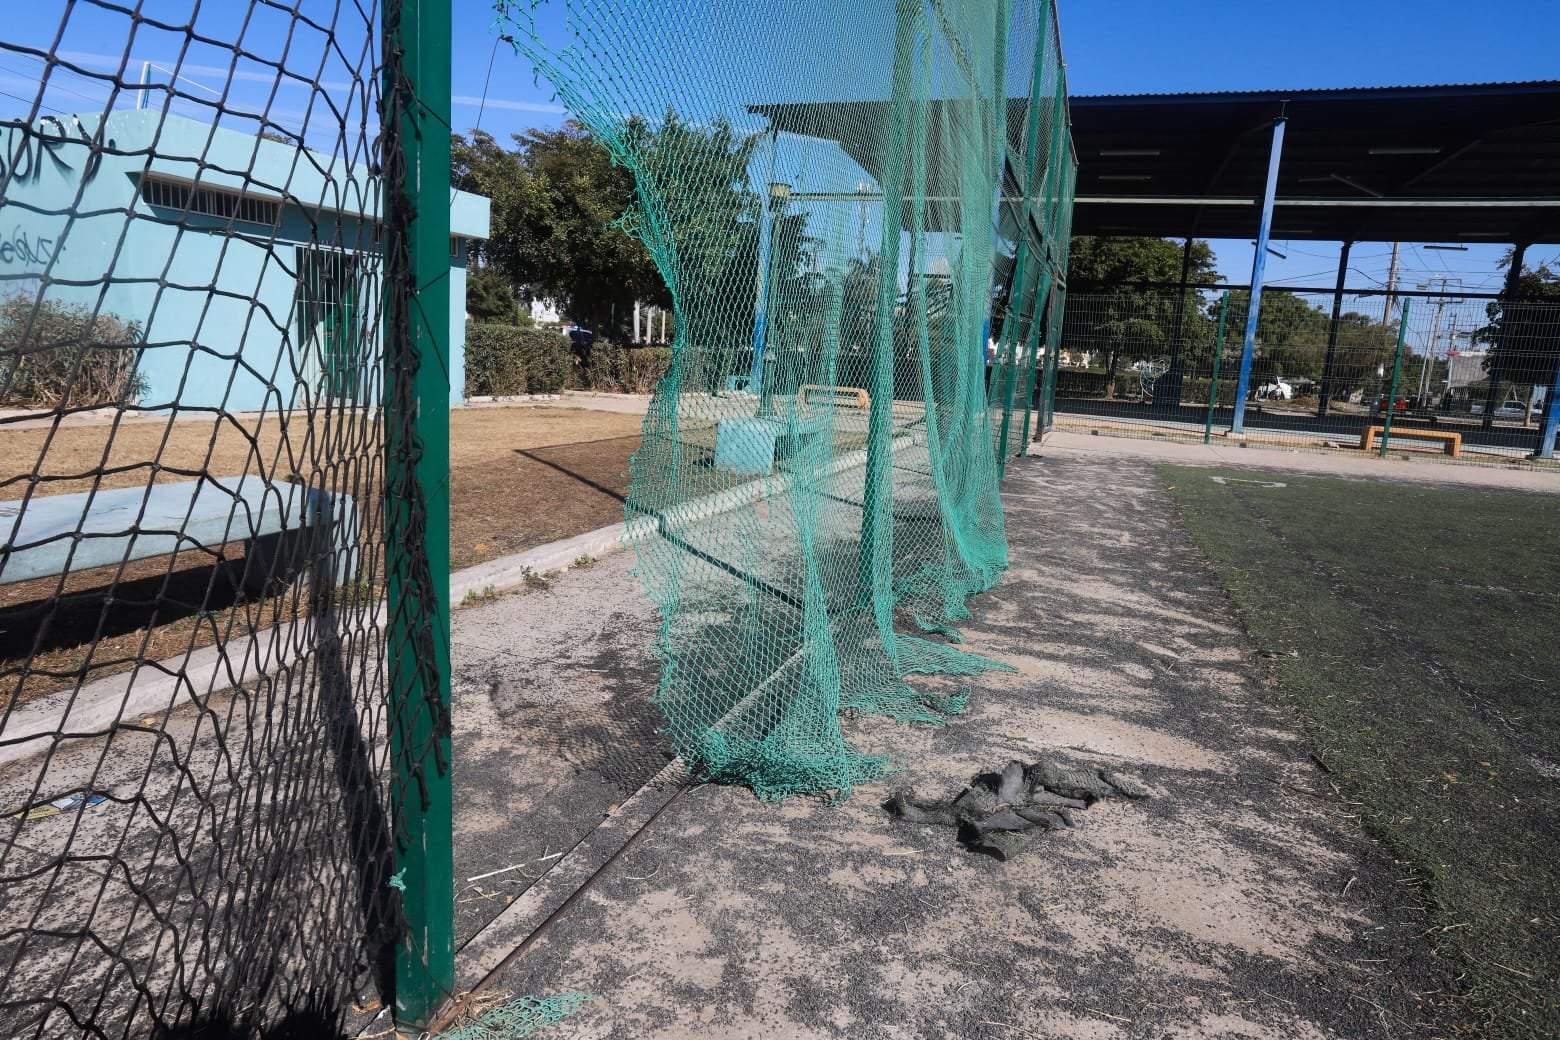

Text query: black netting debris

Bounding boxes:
[888,757,1152,860]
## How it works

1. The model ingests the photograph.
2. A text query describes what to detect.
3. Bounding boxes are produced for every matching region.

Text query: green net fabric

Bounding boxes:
[498,0,1074,799]
[437,992,590,1040]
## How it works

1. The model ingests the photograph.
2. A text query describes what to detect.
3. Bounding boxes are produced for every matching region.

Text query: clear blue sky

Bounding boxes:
[4,0,1555,291]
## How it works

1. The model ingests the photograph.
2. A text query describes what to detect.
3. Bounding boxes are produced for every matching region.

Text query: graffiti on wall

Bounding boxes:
[0,115,113,185]
[0,227,58,268]
[0,116,110,272]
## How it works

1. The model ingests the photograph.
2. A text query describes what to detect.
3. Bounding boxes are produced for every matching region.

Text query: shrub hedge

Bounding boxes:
[464,323,571,396]
[576,345,672,393]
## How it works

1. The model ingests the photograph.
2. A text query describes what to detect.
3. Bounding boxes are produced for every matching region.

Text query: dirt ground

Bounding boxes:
[442,451,1454,1039]
[0,406,644,706]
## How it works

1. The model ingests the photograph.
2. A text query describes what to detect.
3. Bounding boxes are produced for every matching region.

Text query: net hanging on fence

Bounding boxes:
[0,1,451,1036]
[498,0,1075,799]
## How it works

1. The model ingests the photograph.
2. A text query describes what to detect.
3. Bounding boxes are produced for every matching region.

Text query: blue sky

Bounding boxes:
[3,0,1555,292]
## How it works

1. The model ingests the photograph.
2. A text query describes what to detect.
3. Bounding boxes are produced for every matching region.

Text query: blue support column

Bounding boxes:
[1230,116,1287,436]
[1537,358,1560,460]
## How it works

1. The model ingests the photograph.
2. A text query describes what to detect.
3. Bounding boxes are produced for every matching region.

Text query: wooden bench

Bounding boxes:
[800,384,871,411]
[1359,424,1461,458]
[0,478,357,593]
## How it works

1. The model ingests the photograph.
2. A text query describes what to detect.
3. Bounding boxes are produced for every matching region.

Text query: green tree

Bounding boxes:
[1478,256,1560,420]
[1067,236,1218,289]
[1244,290,1330,383]
[451,121,668,341]
[465,265,520,324]
[1062,236,1221,391]
[1324,310,1400,400]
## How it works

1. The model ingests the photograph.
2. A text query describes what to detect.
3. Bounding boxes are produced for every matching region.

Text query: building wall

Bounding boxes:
[0,110,488,412]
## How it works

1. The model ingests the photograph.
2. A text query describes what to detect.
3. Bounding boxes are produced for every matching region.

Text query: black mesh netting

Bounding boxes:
[0,2,448,1035]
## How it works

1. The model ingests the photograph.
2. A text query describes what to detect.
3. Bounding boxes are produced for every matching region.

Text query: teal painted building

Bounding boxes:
[0,110,490,409]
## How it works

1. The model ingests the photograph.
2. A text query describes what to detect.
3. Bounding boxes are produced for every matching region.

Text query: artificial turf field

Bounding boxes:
[1164,466,1559,1040]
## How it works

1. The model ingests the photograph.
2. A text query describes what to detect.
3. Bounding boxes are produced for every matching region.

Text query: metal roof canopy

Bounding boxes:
[1069,81,1560,243]
[754,82,1560,244]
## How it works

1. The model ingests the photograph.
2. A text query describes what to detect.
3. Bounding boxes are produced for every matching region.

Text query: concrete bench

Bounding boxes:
[0,477,357,592]
[800,384,871,410]
[713,387,877,476]
[1359,425,1461,458]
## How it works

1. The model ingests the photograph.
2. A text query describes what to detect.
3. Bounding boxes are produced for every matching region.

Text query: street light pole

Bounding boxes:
[755,180,790,417]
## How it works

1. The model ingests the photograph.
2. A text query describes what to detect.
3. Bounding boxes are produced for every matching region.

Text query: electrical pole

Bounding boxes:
[1416,277,1454,403]
[1381,241,1400,323]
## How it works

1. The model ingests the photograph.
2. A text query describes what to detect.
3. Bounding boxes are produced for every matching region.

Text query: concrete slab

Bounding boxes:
[448,452,1449,1039]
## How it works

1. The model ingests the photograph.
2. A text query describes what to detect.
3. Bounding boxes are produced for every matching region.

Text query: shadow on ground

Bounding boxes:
[447,452,1455,1039]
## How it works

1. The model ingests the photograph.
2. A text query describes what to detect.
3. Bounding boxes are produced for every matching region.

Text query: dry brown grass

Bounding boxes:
[0,406,646,707]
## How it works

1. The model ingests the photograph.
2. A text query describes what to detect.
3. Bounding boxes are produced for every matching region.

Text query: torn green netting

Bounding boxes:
[436,993,590,1040]
[496,0,1074,799]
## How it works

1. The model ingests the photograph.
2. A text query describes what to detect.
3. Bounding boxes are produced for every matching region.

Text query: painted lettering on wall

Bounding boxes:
[0,226,59,268]
[0,115,115,185]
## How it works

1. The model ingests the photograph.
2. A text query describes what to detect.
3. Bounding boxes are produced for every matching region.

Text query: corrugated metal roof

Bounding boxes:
[1073,80,1560,102]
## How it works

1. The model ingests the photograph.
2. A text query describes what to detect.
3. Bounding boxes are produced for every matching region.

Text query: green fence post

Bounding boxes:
[998,0,1052,473]
[1042,299,1061,431]
[1379,298,1411,457]
[1203,291,1230,445]
[384,0,454,1028]
[1015,273,1052,452]
[1015,277,1048,453]
[858,0,917,601]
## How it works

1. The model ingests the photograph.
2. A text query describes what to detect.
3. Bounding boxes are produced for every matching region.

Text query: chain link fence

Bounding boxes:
[1048,286,1560,464]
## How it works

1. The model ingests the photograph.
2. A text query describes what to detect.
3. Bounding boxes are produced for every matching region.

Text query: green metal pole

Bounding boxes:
[1043,297,1061,431]
[1379,298,1411,458]
[1034,69,1069,441]
[858,0,918,603]
[384,0,453,1027]
[1203,291,1230,444]
[995,264,1028,476]
[997,0,1051,474]
[1015,272,1052,453]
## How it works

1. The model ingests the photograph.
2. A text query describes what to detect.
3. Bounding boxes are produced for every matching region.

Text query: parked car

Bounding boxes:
[1255,379,1293,401]
[1375,395,1411,415]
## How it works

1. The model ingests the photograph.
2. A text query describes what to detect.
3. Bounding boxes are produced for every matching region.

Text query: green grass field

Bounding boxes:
[1164,467,1560,1040]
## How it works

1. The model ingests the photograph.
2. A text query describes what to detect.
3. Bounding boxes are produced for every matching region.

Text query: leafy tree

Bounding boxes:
[1478,256,1560,419]
[1323,311,1400,398]
[451,122,668,341]
[452,113,825,368]
[1067,236,1218,289]
[1243,290,1329,383]
[1062,236,1220,392]
[465,265,519,324]
[617,112,765,382]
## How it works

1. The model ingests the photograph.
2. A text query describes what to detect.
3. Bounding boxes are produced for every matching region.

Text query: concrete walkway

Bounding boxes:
[442,451,1449,1039]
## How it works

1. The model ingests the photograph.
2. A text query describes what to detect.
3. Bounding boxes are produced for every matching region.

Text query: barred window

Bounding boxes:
[139,175,282,227]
